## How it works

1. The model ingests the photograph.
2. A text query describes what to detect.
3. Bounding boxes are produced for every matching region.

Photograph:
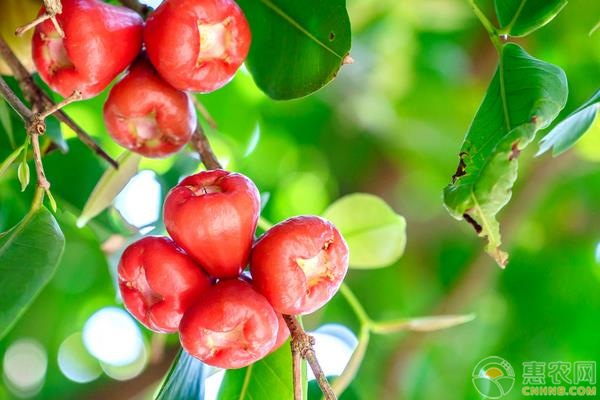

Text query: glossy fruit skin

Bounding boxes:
[32,0,143,98]
[103,59,197,158]
[163,170,260,278]
[271,312,290,353]
[250,216,349,315]
[144,0,251,93]
[179,279,278,368]
[118,236,212,333]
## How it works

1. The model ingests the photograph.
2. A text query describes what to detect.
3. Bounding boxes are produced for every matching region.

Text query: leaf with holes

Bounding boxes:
[443,43,567,267]
[538,89,600,157]
[77,151,141,227]
[236,0,352,99]
[155,350,205,400]
[495,0,567,37]
[0,206,65,338]
[217,340,294,400]
[323,193,406,269]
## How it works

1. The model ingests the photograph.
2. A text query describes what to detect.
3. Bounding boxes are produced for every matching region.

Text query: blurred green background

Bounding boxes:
[1,0,599,399]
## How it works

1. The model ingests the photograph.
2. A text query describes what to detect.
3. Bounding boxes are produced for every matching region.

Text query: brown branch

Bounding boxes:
[284,315,337,400]
[117,0,151,18]
[0,36,118,169]
[190,127,222,170]
[381,154,574,399]
[16,0,64,37]
[192,97,218,129]
[290,340,303,400]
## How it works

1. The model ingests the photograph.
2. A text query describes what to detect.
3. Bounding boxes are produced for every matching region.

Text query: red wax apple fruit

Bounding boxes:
[118,236,212,333]
[144,0,251,93]
[271,312,290,353]
[32,0,143,98]
[163,170,260,278]
[250,216,349,315]
[179,279,278,368]
[103,59,197,158]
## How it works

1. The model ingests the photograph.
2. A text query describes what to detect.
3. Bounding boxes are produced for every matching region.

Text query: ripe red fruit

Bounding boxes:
[118,236,212,333]
[144,0,251,93]
[32,0,143,98]
[250,216,349,315]
[271,313,290,353]
[179,279,278,368]
[103,59,197,158]
[163,170,260,278]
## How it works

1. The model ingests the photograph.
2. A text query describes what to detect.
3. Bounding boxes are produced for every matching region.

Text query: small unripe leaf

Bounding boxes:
[17,159,30,192]
[45,189,57,212]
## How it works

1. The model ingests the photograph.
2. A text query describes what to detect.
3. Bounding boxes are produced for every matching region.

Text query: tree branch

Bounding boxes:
[117,0,151,18]
[283,315,337,400]
[190,126,222,170]
[0,36,118,169]
[290,340,303,400]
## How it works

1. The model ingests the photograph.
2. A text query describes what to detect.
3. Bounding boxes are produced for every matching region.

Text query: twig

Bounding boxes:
[192,97,218,129]
[190,127,222,170]
[0,77,33,120]
[290,341,303,400]
[0,36,118,169]
[283,315,337,400]
[15,0,64,37]
[117,0,151,18]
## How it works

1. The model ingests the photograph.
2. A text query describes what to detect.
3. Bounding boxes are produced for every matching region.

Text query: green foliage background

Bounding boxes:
[1,0,599,399]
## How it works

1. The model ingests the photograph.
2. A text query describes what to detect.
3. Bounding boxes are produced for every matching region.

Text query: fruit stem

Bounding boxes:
[190,126,222,170]
[283,314,337,400]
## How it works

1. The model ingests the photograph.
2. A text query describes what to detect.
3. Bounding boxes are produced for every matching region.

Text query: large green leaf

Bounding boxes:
[443,43,567,267]
[323,193,406,269]
[155,350,205,400]
[495,0,567,37]
[236,0,352,99]
[538,89,600,156]
[0,206,65,339]
[217,340,294,400]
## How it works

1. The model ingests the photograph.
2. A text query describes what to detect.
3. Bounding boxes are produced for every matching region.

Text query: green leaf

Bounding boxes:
[0,98,15,148]
[45,116,69,153]
[443,43,567,267]
[495,0,567,37]
[0,145,24,180]
[217,340,294,400]
[236,0,352,99]
[0,206,65,339]
[17,159,30,192]
[155,350,205,400]
[538,89,600,156]
[322,193,406,269]
[77,152,141,227]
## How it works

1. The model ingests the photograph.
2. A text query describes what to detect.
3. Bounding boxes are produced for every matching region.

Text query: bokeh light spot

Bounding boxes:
[3,339,47,398]
[309,324,358,380]
[114,170,161,228]
[83,307,144,367]
[58,333,102,383]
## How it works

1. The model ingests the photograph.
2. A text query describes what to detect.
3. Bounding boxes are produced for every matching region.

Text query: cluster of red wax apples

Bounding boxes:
[32,0,250,157]
[118,170,349,368]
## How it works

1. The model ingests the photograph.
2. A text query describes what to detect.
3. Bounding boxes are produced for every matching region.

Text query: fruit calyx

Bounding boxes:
[296,239,336,290]
[197,16,234,65]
